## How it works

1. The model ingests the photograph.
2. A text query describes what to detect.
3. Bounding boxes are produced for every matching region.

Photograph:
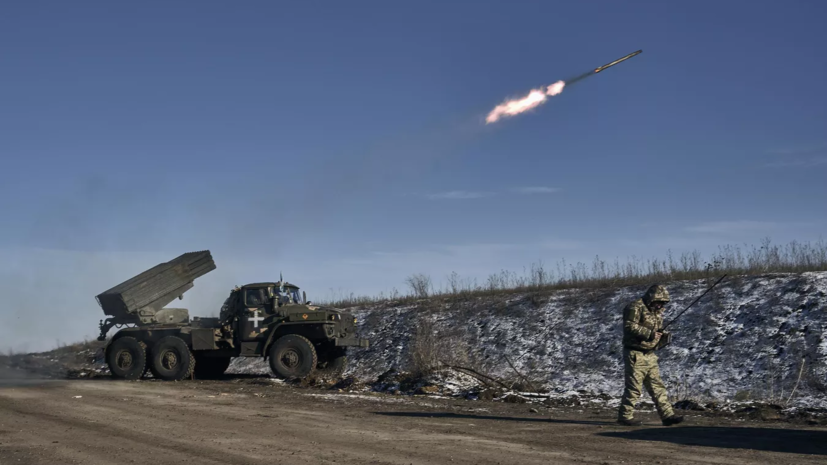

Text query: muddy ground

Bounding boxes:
[0,369,825,465]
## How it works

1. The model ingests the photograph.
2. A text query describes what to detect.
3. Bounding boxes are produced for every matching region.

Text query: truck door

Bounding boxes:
[240,287,273,343]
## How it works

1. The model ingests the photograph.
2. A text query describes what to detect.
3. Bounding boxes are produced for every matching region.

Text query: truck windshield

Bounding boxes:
[277,287,302,304]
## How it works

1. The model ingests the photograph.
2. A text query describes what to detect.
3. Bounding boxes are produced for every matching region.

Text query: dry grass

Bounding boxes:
[320,238,827,308]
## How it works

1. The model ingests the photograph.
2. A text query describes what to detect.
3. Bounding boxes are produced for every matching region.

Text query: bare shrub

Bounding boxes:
[410,313,438,378]
[406,273,432,299]
[529,260,548,288]
[447,271,460,295]
[409,306,474,379]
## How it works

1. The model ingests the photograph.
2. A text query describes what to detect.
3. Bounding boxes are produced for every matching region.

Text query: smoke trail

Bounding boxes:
[485,80,566,124]
[563,70,594,86]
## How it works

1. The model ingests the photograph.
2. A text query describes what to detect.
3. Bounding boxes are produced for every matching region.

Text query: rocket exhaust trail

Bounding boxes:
[484,49,642,124]
[485,81,565,124]
[564,70,595,86]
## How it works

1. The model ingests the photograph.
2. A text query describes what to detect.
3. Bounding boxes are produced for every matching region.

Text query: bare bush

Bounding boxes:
[406,273,432,299]
[529,260,548,288]
[409,307,474,379]
[410,313,438,378]
[447,271,460,295]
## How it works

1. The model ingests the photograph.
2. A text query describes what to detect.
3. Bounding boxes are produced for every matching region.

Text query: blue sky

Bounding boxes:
[1,1,825,351]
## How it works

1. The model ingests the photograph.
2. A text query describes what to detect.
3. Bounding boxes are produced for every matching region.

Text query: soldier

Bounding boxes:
[617,284,684,426]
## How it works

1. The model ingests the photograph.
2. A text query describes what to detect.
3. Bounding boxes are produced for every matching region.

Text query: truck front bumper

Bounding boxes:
[334,337,369,348]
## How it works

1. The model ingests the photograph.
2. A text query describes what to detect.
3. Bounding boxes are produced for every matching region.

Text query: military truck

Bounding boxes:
[95,250,368,381]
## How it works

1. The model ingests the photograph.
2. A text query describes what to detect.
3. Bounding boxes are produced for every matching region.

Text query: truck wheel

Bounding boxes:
[149,336,195,381]
[193,355,231,380]
[316,347,347,380]
[107,337,147,380]
[268,335,318,380]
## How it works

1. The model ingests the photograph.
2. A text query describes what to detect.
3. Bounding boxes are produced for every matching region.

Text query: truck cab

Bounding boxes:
[215,281,366,378]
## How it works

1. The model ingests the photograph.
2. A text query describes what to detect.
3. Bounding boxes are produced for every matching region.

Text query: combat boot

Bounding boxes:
[617,418,643,426]
[661,415,684,426]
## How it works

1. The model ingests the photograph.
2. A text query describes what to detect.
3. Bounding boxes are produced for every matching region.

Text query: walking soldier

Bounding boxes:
[617,284,684,426]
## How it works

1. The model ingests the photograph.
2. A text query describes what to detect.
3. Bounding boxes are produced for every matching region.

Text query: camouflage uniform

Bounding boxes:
[617,284,683,426]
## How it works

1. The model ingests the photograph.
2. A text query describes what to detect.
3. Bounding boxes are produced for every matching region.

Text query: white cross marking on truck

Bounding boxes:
[248,310,265,328]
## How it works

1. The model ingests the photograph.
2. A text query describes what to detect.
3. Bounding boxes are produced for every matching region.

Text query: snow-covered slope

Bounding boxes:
[231,272,827,408]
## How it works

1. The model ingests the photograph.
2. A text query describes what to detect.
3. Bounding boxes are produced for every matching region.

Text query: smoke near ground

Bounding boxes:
[0,366,54,388]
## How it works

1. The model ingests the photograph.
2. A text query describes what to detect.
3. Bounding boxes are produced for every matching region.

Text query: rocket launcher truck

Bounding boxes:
[96,251,368,381]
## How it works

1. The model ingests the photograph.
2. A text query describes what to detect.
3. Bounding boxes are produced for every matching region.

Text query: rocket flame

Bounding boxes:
[485,80,566,124]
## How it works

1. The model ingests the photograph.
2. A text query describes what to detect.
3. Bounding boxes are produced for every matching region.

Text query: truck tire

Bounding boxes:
[149,336,195,381]
[193,355,231,380]
[268,335,318,380]
[316,347,347,380]
[107,337,147,380]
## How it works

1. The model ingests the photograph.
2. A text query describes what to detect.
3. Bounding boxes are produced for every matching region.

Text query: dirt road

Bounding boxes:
[0,373,825,465]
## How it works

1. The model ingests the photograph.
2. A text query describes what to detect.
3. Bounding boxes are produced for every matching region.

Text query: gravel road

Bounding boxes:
[0,373,825,465]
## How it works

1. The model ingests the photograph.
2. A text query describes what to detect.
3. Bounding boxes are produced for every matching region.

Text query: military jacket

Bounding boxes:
[622,298,663,351]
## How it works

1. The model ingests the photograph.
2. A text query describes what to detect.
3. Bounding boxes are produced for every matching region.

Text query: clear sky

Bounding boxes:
[1,1,825,352]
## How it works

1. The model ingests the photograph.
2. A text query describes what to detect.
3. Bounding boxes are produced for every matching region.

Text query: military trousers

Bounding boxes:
[618,348,674,420]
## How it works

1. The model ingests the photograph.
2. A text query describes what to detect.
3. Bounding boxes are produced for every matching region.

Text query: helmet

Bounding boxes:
[642,284,670,307]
